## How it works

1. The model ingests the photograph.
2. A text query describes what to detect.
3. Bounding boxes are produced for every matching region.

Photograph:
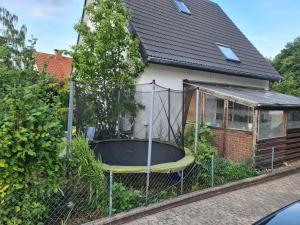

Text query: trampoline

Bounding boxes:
[92,140,194,174]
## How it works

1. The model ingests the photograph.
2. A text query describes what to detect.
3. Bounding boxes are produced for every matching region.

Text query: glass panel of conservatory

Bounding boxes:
[288,110,300,129]
[228,102,253,131]
[259,110,285,140]
[204,95,224,128]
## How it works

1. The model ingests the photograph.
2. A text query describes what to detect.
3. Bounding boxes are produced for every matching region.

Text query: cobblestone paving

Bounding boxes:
[125,173,300,225]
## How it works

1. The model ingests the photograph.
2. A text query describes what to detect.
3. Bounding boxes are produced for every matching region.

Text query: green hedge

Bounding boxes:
[0,70,64,225]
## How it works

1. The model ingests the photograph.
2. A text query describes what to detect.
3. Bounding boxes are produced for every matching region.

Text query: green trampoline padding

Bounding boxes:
[92,139,194,174]
[101,147,194,174]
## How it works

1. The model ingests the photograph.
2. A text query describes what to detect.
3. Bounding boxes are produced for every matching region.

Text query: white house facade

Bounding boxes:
[138,63,269,90]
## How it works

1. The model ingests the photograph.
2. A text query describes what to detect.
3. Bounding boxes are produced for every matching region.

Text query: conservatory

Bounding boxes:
[185,80,300,168]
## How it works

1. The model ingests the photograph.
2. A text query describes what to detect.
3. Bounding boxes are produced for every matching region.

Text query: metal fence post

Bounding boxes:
[109,171,113,218]
[67,80,74,143]
[180,170,184,195]
[117,88,121,139]
[271,147,275,173]
[194,89,200,153]
[211,156,215,188]
[146,82,156,204]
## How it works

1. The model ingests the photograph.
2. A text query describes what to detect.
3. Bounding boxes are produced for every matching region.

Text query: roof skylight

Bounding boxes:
[174,0,191,15]
[217,44,240,62]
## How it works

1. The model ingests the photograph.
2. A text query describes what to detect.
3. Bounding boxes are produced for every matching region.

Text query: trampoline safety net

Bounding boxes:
[75,81,196,150]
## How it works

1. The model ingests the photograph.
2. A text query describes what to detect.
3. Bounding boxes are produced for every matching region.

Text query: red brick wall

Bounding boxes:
[211,128,253,163]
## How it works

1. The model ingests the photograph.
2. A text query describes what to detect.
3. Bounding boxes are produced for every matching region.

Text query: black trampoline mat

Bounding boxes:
[92,140,185,166]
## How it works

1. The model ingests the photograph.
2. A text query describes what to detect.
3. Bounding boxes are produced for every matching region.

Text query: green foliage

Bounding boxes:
[271,37,300,96]
[68,136,107,209]
[184,123,217,161]
[71,0,144,82]
[0,8,67,224]
[0,69,64,224]
[112,183,143,213]
[214,158,259,185]
[0,7,36,70]
[55,79,71,131]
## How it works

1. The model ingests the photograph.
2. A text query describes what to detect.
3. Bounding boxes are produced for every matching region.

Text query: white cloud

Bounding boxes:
[30,7,55,18]
[8,0,76,19]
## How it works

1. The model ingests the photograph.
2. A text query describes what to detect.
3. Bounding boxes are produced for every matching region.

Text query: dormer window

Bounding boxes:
[217,44,240,62]
[174,0,191,15]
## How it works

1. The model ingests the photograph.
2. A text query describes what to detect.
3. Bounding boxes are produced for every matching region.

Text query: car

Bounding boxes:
[253,200,300,225]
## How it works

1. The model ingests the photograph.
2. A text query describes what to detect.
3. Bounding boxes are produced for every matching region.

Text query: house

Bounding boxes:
[82,0,300,167]
[33,50,72,83]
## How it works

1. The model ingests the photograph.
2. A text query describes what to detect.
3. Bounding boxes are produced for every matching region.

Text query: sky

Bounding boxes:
[0,0,299,58]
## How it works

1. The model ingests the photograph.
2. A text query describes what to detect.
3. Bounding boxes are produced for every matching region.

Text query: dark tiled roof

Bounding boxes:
[124,0,281,81]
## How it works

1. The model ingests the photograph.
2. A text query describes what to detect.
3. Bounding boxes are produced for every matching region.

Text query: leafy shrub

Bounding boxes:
[214,158,260,185]
[68,136,107,210]
[0,70,64,225]
[185,123,217,161]
[112,182,143,213]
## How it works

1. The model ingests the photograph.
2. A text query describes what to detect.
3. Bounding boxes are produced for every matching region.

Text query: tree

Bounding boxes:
[71,0,145,138]
[271,37,300,96]
[0,7,35,70]
[71,0,144,82]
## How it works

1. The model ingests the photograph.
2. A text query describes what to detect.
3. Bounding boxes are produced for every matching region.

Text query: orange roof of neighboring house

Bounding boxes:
[33,50,72,82]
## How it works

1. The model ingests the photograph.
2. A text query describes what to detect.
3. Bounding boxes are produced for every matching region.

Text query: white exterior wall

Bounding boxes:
[138,64,269,90]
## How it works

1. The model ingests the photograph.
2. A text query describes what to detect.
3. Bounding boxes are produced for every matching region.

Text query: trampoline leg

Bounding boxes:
[109,171,113,218]
[181,170,184,195]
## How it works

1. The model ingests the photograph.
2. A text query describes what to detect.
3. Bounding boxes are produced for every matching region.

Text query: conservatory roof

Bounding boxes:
[186,81,300,109]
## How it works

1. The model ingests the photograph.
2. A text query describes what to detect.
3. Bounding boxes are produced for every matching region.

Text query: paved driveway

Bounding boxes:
[125,172,300,225]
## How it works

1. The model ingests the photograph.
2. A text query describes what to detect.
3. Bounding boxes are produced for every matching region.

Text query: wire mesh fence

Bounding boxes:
[3,148,286,225]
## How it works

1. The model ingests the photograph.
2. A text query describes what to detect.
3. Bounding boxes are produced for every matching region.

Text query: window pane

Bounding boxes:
[205,95,224,128]
[259,111,285,140]
[288,110,300,129]
[217,45,240,62]
[228,102,253,131]
[175,0,191,15]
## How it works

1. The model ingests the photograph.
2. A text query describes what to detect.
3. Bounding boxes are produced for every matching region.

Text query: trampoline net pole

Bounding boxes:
[146,81,156,203]
[194,89,200,153]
